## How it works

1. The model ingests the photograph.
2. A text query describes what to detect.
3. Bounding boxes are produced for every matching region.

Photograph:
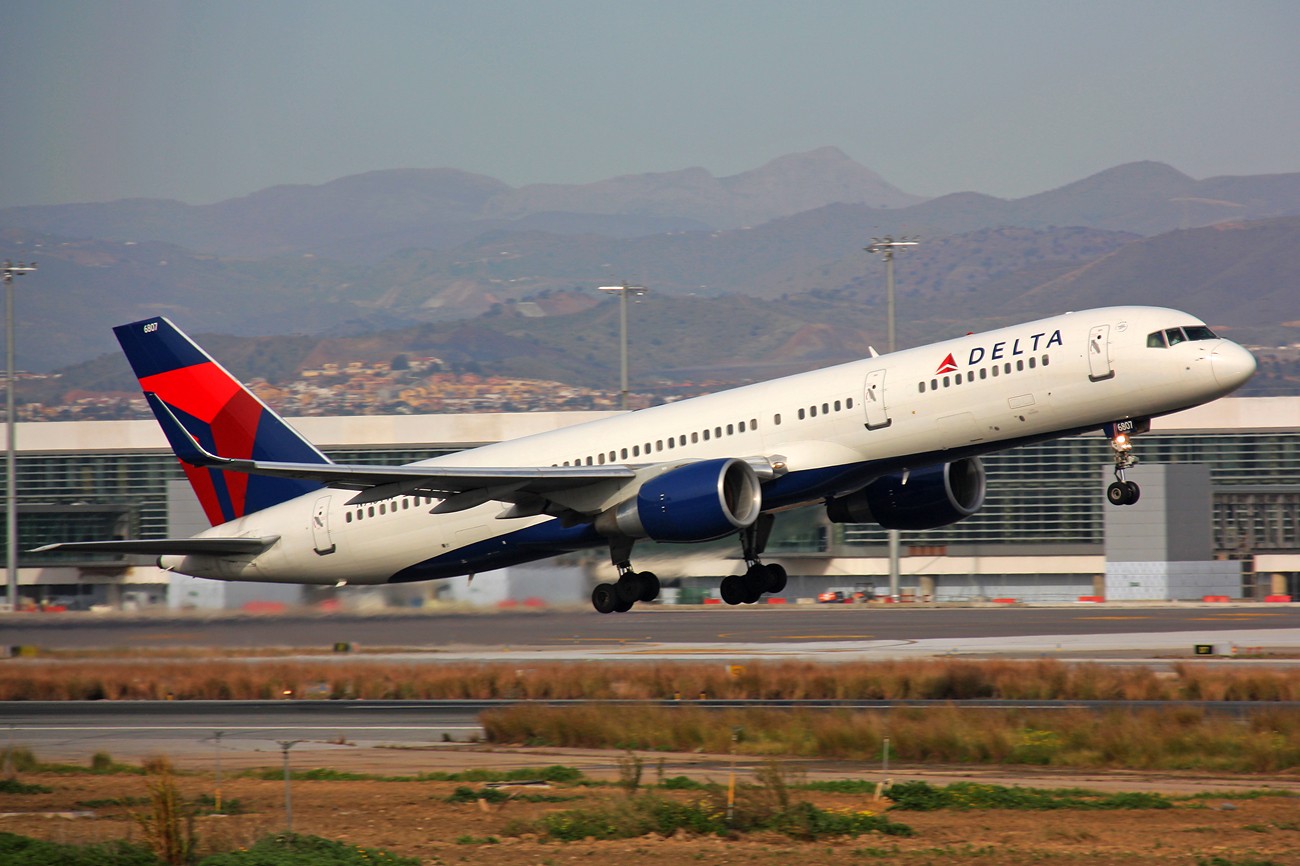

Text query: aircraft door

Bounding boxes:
[311,495,336,556]
[1087,325,1115,382]
[863,369,891,430]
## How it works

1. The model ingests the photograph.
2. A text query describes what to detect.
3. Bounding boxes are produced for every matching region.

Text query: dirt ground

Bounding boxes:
[4,746,1300,865]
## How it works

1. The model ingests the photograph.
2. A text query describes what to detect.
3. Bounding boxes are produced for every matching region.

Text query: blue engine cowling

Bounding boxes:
[825,457,986,530]
[600,458,763,542]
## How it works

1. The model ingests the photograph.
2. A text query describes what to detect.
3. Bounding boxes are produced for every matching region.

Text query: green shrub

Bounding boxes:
[660,775,711,790]
[445,785,508,804]
[0,778,51,794]
[0,832,160,866]
[196,833,418,865]
[885,781,1173,811]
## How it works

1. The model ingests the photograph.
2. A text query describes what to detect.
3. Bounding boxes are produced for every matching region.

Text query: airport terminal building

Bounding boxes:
[4,396,1298,609]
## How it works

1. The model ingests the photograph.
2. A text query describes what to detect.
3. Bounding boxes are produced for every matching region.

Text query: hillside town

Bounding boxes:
[15,355,723,422]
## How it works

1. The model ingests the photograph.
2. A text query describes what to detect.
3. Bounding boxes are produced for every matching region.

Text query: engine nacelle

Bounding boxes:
[598,458,763,543]
[826,457,986,531]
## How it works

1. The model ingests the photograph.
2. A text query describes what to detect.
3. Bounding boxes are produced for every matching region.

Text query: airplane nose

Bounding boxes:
[1210,341,1256,390]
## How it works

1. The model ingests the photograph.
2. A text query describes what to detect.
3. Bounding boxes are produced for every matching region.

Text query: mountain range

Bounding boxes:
[2,148,1299,391]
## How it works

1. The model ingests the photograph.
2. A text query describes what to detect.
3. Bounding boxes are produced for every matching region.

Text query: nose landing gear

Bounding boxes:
[1106,431,1141,506]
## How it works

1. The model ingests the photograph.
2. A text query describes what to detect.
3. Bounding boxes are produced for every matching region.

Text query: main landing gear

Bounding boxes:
[1106,430,1141,506]
[595,543,665,611]
[720,514,787,606]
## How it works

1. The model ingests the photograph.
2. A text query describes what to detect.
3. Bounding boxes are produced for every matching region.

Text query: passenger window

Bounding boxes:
[1165,328,1187,346]
[621,448,628,459]
[345,512,352,523]
[750,418,757,429]
[1041,355,1050,366]
[703,429,711,440]
[991,366,999,377]
[930,378,938,390]
[822,403,829,414]
[1028,357,1036,369]
[834,400,842,411]
[715,427,722,438]
[667,438,674,449]
[943,376,950,387]
[774,414,781,425]
[598,453,605,464]
[810,406,818,417]
[656,440,663,451]
[919,382,926,393]
[692,432,699,443]
[368,506,375,517]
[726,424,734,435]
[846,398,853,409]
[798,409,805,420]
[680,435,687,445]
[1004,363,1012,374]
[1017,360,1024,371]
[633,445,640,457]
[979,368,987,379]
[1147,331,1167,348]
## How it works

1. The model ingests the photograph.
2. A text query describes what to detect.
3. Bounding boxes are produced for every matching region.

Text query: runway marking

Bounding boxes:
[1077,616,1153,621]
[1189,613,1289,620]
[776,635,877,640]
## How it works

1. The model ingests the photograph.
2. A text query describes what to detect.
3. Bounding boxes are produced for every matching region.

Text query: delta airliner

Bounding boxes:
[38,307,1255,613]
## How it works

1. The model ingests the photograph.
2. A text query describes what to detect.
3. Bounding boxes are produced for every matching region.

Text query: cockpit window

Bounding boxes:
[1149,325,1217,348]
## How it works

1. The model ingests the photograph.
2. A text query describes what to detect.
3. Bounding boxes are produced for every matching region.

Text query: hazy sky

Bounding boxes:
[2,0,1297,209]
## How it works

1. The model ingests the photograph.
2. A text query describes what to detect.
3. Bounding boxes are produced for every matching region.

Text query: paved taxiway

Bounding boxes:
[3,605,1299,660]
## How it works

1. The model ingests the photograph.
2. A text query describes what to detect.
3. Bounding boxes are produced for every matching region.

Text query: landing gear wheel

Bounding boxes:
[613,595,634,613]
[763,563,787,594]
[615,572,645,605]
[741,567,766,604]
[637,571,660,603]
[720,574,746,606]
[1107,481,1129,506]
[1124,481,1140,504]
[592,583,618,614]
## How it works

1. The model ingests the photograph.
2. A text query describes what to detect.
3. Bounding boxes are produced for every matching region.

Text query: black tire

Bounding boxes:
[720,574,746,605]
[1107,482,1128,506]
[592,583,618,614]
[1125,481,1141,505]
[764,563,788,594]
[615,572,645,605]
[613,596,634,613]
[638,571,660,603]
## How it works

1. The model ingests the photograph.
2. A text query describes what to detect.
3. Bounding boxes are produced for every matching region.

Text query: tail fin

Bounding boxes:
[114,317,328,526]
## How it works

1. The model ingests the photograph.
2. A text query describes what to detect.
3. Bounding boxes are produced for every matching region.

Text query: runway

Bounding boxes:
[4,604,1299,660]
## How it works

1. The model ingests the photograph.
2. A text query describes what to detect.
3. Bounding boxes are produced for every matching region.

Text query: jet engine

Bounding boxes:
[597,458,762,542]
[826,457,986,531]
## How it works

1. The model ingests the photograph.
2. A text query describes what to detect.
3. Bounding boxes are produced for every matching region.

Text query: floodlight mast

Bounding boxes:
[3,261,35,613]
[863,237,918,603]
[598,281,648,410]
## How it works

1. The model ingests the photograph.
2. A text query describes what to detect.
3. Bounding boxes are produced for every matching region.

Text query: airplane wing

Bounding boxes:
[31,537,281,556]
[146,393,636,510]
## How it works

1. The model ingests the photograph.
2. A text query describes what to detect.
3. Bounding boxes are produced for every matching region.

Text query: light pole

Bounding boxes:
[864,237,917,602]
[598,281,648,410]
[277,739,303,832]
[3,261,35,613]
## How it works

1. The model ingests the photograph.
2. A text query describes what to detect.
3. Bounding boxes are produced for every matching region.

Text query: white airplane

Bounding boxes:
[38,307,1255,613]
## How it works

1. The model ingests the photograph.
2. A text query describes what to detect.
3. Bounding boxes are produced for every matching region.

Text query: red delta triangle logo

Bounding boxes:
[935,353,958,375]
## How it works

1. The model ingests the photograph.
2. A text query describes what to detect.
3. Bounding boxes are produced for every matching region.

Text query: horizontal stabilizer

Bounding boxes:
[31,537,280,557]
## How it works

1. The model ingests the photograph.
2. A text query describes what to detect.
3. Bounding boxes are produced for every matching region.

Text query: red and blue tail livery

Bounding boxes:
[114,317,328,526]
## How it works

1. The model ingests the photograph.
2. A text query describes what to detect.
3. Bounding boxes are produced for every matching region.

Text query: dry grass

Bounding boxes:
[480,703,1300,773]
[5,657,1300,702]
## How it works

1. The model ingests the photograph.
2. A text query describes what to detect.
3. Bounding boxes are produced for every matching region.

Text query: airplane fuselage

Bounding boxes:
[162,305,1255,585]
